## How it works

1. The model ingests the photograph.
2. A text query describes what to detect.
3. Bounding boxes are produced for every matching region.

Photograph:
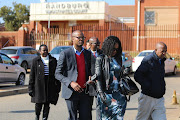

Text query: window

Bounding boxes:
[0,49,17,54]
[30,48,38,54]
[20,49,24,54]
[138,52,152,57]
[50,47,70,54]
[145,11,155,25]
[23,48,32,54]
[1,54,13,64]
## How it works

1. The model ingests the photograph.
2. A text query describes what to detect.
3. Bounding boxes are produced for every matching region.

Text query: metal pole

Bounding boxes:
[136,0,141,51]
[48,13,50,34]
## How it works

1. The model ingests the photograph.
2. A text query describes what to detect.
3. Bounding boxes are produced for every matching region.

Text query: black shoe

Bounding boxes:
[42,117,47,120]
[42,107,50,120]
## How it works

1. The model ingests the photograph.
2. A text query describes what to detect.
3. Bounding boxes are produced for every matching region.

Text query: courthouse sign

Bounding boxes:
[30,1,108,21]
[45,2,89,14]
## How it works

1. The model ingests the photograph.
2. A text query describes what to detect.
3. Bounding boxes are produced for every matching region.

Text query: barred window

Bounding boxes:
[145,11,155,25]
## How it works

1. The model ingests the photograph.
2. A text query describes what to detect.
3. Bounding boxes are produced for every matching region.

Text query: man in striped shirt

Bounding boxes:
[29,44,61,120]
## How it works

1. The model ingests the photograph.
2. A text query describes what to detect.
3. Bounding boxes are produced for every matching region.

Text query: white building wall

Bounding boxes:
[30,1,109,21]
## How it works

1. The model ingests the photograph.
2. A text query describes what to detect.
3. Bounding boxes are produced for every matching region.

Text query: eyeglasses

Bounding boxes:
[91,43,98,45]
[113,48,119,52]
[73,36,86,40]
[42,49,48,52]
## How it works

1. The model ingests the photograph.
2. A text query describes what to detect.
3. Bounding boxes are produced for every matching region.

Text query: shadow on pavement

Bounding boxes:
[10,110,34,113]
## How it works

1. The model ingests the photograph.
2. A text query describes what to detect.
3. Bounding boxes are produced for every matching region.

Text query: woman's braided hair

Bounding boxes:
[101,35,122,66]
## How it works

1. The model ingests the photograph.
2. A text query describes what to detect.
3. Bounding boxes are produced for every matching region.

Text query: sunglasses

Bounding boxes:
[113,48,119,52]
[91,43,98,45]
[73,36,86,40]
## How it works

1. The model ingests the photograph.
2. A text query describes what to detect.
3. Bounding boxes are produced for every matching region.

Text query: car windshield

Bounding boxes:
[50,47,70,54]
[0,49,17,54]
[138,52,152,57]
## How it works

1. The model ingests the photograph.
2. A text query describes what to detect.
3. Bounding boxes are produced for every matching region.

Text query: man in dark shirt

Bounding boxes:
[134,42,167,120]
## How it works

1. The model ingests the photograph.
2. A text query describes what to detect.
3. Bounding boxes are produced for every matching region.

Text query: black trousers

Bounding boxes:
[35,103,50,118]
[65,91,92,120]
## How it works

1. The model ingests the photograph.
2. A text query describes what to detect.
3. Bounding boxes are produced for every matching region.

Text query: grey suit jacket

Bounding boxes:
[55,47,91,99]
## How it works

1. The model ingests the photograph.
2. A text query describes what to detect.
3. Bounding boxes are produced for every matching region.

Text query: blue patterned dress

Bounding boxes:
[97,58,127,120]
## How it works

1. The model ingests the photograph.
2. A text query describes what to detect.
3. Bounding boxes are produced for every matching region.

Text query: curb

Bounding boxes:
[0,85,28,97]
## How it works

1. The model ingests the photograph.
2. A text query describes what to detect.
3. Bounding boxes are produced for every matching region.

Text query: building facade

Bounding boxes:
[29,1,135,33]
[134,0,180,54]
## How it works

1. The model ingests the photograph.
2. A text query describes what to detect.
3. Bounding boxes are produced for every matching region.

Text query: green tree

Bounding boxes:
[0,2,29,31]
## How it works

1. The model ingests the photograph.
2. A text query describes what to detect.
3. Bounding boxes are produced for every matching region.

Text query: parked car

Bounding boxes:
[0,46,39,72]
[0,52,26,85]
[122,52,133,72]
[132,50,177,74]
[50,46,71,60]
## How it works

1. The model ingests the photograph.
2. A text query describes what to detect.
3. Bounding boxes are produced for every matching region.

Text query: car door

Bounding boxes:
[22,48,32,62]
[166,53,175,72]
[1,54,17,82]
[165,53,172,73]
[28,48,38,67]
[0,54,5,82]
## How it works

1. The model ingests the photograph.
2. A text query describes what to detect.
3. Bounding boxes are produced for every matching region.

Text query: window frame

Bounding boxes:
[145,11,156,25]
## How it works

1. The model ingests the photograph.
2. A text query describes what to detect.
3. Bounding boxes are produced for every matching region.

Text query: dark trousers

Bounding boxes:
[35,103,50,119]
[90,96,94,108]
[65,91,92,120]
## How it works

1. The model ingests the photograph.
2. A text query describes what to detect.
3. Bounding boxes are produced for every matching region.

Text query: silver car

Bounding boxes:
[50,46,71,60]
[0,52,26,85]
[0,46,39,72]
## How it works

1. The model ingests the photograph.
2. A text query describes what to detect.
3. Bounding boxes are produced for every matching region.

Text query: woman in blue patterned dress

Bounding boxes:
[95,36,127,120]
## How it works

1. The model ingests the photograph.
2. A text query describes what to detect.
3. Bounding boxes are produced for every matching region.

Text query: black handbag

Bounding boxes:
[119,75,139,96]
[119,68,139,101]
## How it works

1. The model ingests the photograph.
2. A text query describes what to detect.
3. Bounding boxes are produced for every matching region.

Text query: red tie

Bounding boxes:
[93,52,96,58]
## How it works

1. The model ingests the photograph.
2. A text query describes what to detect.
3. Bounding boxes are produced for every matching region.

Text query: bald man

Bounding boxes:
[134,42,167,120]
[55,30,92,120]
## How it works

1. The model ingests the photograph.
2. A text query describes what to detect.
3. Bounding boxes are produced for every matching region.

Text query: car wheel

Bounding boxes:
[16,73,25,85]
[21,62,28,73]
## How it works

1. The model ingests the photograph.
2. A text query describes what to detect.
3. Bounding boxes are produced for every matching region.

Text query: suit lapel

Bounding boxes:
[83,50,89,81]
[70,47,77,70]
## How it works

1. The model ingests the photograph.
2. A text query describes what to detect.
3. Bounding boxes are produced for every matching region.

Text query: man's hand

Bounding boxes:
[87,76,95,85]
[70,81,83,93]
